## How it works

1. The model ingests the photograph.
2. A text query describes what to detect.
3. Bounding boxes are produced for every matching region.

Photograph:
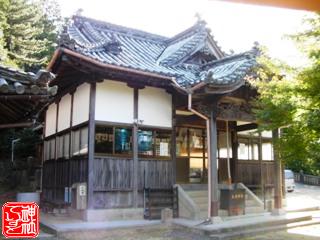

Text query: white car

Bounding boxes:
[285,169,295,192]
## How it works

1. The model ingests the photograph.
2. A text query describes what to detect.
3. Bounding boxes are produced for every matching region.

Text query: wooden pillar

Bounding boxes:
[280,129,286,199]
[54,101,59,201]
[132,88,139,207]
[230,121,238,183]
[171,95,177,183]
[41,107,47,193]
[258,132,264,202]
[209,109,219,217]
[202,129,206,183]
[272,129,282,209]
[68,92,74,202]
[87,83,96,209]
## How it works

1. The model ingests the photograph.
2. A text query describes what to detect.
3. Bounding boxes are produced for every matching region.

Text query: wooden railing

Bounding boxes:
[294,172,320,186]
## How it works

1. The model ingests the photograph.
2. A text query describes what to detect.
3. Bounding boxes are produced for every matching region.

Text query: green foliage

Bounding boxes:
[0,128,40,160]
[0,0,62,70]
[0,0,9,63]
[0,128,40,188]
[253,14,320,176]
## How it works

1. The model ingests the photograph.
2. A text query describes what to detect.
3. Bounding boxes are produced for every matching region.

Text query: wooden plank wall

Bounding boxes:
[138,159,173,190]
[237,161,274,187]
[42,160,55,202]
[93,157,173,191]
[56,159,69,202]
[42,158,88,203]
[69,158,88,185]
[91,157,173,209]
[93,157,133,191]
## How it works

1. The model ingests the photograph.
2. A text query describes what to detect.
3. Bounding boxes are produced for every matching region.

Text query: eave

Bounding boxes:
[47,48,187,95]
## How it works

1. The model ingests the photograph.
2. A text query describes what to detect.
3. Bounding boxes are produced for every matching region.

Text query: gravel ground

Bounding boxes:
[59,225,211,240]
[58,224,320,240]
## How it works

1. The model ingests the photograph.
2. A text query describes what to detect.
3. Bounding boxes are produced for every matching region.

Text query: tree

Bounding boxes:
[3,0,46,69]
[253,13,320,176]
[30,0,63,72]
[0,0,62,71]
[0,0,9,64]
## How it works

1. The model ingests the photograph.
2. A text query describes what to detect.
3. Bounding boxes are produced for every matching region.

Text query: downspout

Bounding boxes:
[11,138,21,164]
[188,93,212,219]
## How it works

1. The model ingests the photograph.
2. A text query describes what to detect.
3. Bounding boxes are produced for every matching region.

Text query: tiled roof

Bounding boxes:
[0,64,56,125]
[60,15,258,89]
[0,65,56,95]
[200,49,258,85]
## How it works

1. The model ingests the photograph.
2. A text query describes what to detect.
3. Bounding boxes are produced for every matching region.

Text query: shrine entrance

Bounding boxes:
[175,118,234,184]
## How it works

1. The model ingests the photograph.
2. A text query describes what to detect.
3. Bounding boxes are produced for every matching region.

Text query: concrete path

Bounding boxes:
[40,213,161,233]
[241,211,320,240]
[173,212,312,233]
[286,183,320,211]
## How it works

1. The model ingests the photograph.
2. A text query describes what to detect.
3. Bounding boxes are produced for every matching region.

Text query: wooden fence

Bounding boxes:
[294,172,320,186]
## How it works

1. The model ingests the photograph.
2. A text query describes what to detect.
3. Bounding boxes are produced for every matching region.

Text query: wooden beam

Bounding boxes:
[0,122,33,129]
[236,123,258,132]
[87,83,96,209]
[0,95,50,101]
[0,102,21,120]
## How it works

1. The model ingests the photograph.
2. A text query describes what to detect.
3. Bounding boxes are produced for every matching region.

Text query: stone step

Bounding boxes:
[198,203,208,212]
[185,190,207,198]
[245,199,262,207]
[198,209,229,219]
[192,196,208,204]
[245,206,266,214]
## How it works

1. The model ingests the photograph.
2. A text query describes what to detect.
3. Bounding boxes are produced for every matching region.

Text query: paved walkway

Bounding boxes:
[173,211,313,233]
[40,212,161,233]
[242,224,320,240]
[53,222,320,240]
[285,183,320,211]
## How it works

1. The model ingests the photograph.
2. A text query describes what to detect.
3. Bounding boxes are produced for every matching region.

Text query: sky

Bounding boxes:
[55,0,313,67]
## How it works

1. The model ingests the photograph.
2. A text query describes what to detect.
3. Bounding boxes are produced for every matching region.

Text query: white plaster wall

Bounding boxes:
[95,80,134,123]
[58,94,71,132]
[72,83,90,126]
[138,87,172,128]
[45,103,57,137]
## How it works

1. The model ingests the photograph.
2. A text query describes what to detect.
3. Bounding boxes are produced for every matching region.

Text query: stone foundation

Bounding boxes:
[69,208,144,221]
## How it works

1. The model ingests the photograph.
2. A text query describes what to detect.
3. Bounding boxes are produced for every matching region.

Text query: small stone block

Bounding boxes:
[59,208,67,214]
[161,208,173,223]
[52,208,60,215]
[272,208,286,216]
[211,216,223,223]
